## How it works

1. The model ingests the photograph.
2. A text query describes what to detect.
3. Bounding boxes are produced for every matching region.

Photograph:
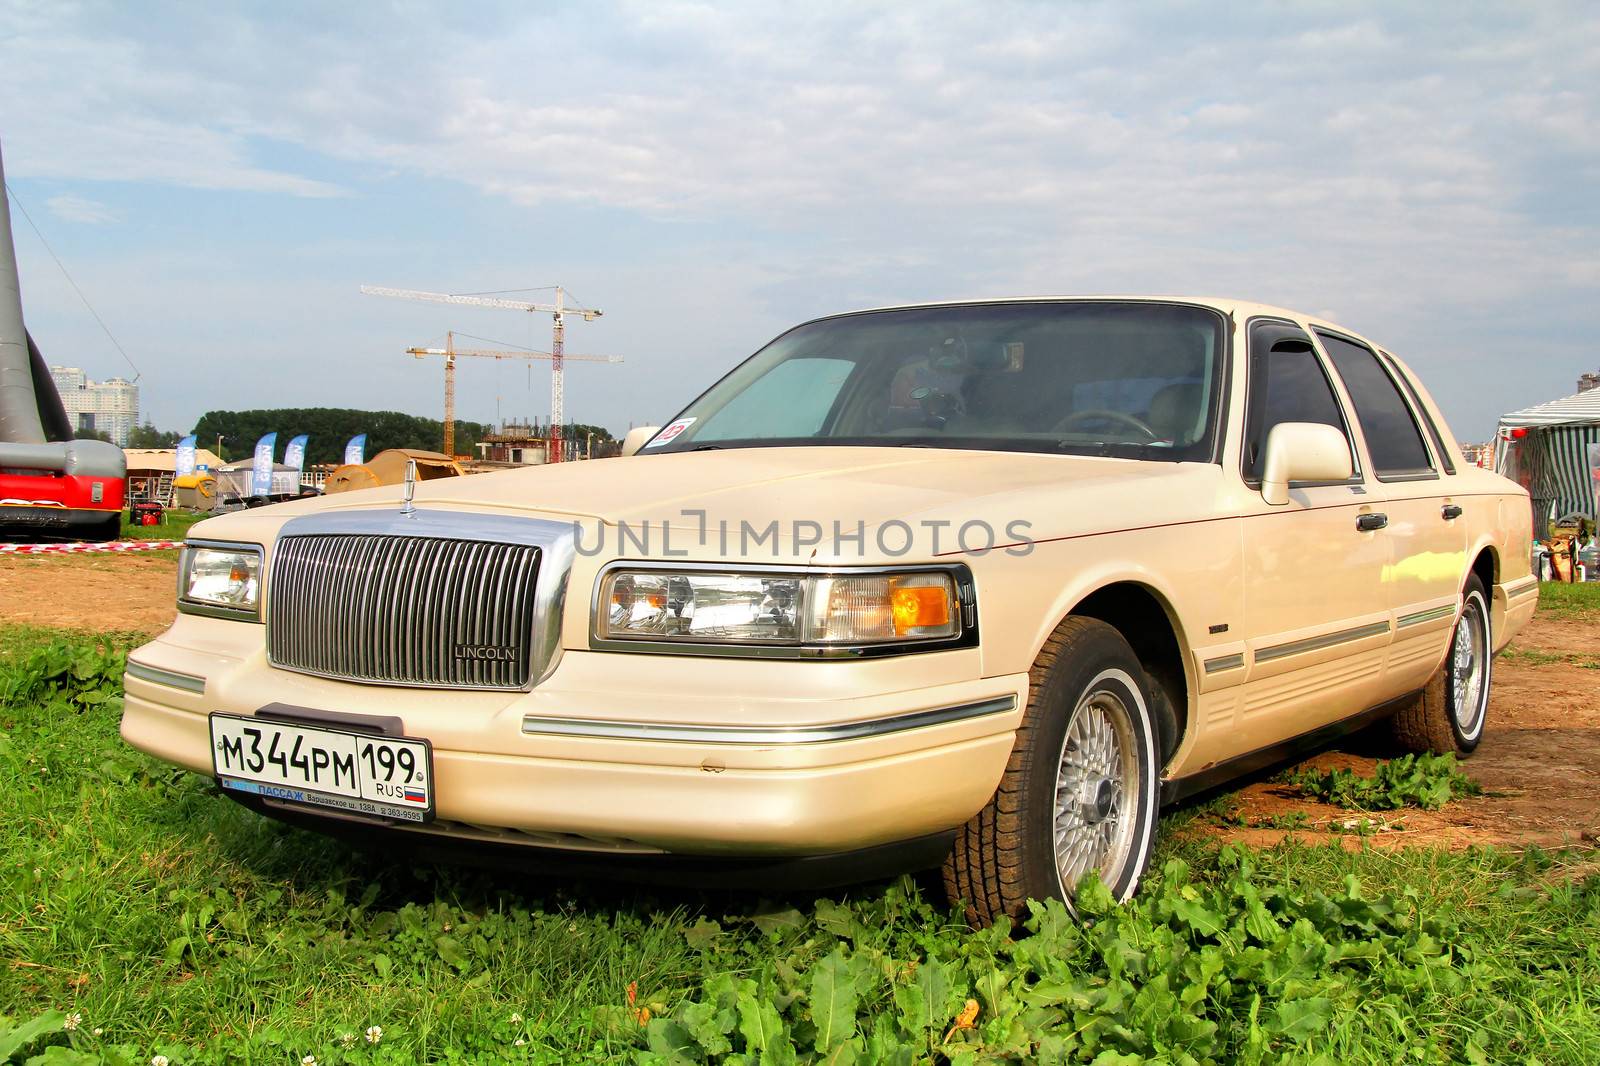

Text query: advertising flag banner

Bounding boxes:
[251,433,277,497]
[344,434,367,465]
[175,435,197,477]
[283,434,309,474]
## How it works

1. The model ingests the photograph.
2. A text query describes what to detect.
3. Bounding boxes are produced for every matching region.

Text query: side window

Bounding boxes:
[1317,333,1433,478]
[1379,350,1455,474]
[1244,323,1353,481]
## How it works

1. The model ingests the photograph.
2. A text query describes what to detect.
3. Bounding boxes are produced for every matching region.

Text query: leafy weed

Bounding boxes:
[1283,753,1482,811]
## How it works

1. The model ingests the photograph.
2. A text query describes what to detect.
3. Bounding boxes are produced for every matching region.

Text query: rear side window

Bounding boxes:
[1317,333,1432,478]
[1244,322,1353,481]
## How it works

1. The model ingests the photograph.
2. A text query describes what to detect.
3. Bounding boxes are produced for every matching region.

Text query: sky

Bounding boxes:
[1,0,1596,444]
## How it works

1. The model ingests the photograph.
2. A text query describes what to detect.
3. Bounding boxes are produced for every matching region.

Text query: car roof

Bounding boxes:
[822,296,1385,351]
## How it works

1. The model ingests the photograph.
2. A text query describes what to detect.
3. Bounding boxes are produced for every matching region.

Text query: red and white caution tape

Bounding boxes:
[0,539,184,555]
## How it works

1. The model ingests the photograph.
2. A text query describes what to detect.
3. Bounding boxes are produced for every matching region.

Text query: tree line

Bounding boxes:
[187,408,490,464]
[180,409,614,464]
[75,424,183,447]
[85,409,620,463]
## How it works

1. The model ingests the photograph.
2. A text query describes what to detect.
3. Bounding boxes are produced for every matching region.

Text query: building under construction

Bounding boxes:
[473,420,619,466]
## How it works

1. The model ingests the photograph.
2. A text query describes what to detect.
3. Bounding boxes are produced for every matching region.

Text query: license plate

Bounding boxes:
[209,713,434,823]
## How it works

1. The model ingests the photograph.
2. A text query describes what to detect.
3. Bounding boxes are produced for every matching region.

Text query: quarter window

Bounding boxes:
[1317,333,1432,478]
[1380,350,1455,475]
[1244,323,1353,482]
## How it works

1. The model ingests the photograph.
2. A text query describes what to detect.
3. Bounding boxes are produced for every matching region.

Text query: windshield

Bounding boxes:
[646,301,1226,461]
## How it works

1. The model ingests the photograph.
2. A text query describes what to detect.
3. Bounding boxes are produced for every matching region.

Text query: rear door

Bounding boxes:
[1316,332,1466,693]
[1236,319,1392,746]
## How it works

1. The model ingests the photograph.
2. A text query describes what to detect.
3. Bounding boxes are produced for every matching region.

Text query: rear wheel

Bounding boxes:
[943,617,1160,925]
[1392,576,1492,755]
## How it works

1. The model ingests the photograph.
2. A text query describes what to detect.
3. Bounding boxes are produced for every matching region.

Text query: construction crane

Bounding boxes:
[362,285,604,462]
[403,331,622,457]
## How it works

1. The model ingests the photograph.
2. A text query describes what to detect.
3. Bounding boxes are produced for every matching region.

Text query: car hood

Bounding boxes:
[201,446,1226,562]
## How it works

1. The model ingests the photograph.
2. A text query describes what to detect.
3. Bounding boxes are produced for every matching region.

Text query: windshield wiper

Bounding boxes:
[1055,439,1157,460]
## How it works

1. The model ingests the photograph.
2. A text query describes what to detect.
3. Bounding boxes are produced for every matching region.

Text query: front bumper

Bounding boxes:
[121,615,1025,857]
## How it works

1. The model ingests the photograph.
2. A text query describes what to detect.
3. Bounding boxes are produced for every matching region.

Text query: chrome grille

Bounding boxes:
[267,534,540,690]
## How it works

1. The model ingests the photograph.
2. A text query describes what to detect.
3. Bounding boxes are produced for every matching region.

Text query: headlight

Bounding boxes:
[595,567,966,653]
[178,542,263,620]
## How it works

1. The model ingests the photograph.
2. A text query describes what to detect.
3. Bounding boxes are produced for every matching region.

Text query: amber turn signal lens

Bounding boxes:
[610,588,666,611]
[890,580,952,635]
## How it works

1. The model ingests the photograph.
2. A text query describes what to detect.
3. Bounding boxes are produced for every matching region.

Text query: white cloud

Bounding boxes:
[6,4,1594,249]
[43,194,117,223]
[0,4,343,197]
[1,1,1596,439]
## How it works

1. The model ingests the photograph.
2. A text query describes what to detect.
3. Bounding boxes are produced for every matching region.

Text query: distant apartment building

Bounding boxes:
[1579,370,1600,394]
[48,366,140,446]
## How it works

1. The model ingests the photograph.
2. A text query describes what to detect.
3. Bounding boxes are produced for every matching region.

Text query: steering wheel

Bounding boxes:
[1054,409,1159,441]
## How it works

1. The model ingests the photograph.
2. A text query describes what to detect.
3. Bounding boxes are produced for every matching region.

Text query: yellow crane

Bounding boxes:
[405,331,622,457]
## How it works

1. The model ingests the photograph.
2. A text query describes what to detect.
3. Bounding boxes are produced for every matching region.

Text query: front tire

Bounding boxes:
[943,617,1160,925]
[1392,576,1492,755]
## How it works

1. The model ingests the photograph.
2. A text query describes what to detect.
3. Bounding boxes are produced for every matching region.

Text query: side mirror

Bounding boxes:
[1260,422,1353,506]
[620,426,661,457]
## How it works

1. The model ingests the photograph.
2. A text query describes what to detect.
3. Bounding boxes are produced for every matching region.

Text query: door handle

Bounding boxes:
[1356,513,1388,532]
[1442,504,1462,520]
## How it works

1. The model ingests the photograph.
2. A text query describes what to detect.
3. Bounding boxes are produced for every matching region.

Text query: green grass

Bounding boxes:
[0,624,154,653]
[2,627,1598,1065]
[1500,647,1600,670]
[1535,580,1600,622]
[119,509,207,543]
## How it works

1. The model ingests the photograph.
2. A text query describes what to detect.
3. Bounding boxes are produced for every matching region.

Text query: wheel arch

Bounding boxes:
[1467,539,1501,635]
[1056,579,1193,767]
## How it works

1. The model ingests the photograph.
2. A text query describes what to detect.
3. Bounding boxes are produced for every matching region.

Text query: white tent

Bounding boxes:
[214,463,305,503]
[122,447,224,473]
[1496,387,1600,527]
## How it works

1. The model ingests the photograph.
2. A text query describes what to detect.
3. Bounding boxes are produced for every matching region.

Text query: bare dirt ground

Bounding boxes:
[3,552,1596,850]
[0,552,179,635]
[1186,608,1599,852]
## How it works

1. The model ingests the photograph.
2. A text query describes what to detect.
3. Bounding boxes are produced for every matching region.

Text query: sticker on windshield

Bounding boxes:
[646,418,696,447]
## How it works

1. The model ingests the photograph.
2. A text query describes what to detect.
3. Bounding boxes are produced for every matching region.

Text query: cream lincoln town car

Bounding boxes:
[121,297,1536,923]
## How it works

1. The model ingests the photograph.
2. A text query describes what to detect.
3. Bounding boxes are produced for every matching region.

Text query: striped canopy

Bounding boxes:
[1499,388,1600,428]
[1496,388,1600,523]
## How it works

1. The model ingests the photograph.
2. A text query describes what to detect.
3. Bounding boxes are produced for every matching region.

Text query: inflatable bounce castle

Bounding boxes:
[0,140,126,541]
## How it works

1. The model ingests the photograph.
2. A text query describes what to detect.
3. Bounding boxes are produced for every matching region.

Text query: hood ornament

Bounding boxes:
[400,459,417,517]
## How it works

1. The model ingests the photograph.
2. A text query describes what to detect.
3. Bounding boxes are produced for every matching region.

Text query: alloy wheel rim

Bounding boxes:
[1450,599,1488,734]
[1053,689,1140,893]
